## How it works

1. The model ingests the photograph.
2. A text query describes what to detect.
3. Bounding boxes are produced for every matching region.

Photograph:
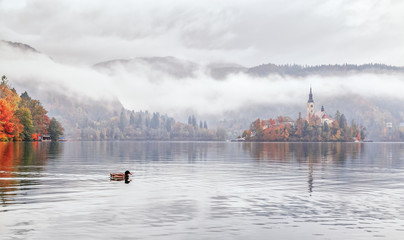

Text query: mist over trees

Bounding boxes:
[3,40,404,142]
[78,109,224,141]
[0,75,63,141]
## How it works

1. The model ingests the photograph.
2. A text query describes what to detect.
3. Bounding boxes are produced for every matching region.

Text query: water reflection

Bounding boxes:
[243,142,363,164]
[2,141,404,240]
[0,142,63,206]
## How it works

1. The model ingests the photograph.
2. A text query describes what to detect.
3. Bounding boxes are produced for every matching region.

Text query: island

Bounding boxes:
[239,87,366,142]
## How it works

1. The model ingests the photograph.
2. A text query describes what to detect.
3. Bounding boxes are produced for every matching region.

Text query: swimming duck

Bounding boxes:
[110,170,132,181]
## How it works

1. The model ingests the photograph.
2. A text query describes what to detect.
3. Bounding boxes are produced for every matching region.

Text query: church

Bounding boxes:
[306,87,335,126]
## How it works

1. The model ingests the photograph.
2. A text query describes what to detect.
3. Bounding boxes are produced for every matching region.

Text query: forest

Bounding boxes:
[78,110,227,141]
[0,76,63,141]
[242,111,366,142]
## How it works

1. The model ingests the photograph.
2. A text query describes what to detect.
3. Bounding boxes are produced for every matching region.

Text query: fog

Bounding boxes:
[2,41,404,120]
[1,0,404,120]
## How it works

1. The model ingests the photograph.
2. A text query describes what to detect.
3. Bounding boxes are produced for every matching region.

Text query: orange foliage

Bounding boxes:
[32,133,40,141]
[0,99,15,140]
[0,85,20,110]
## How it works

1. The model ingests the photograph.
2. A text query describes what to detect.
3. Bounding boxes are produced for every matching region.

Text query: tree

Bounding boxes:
[166,118,174,132]
[1,75,8,87]
[129,113,136,126]
[334,110,341,123]
[48,117,64,141]
[136,114,143,128]
[151,112,160,129]
[339,114,347,129]
[191,115,197,127]
[20,98,49,134]
[0,99,15,141]
[20,91,31,101]
[15,108,34,141]
[119,108,128,131]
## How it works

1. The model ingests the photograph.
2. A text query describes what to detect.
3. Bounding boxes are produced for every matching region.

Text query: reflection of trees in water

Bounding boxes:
[0,143,21,206]
[243,142,364,165]
[243,142,366,194]
[0,142,63,206]
[86,141,210,163]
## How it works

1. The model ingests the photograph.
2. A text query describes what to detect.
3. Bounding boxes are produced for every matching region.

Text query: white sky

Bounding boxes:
[1,0,404,118]
[1,0,403,67]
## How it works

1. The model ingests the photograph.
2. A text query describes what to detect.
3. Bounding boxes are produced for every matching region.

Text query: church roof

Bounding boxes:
[308,87,314,103]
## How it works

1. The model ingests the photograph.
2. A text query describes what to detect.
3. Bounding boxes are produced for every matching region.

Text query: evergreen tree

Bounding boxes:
[334,110,341,123]
[136,114,143,128]
[129,113,135,126]
[15,108,34,141]
[119,108,128,131]
[20,91,31,101]
[151,112,160,129]
[339,114,347,129]
[145,116,150,128]
[1,75,8,86]
[166,118,173,132]
[191,115,197,127]
[48,117,64,141]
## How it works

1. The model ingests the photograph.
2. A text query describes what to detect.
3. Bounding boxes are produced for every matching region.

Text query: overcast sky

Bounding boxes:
[1,0,403,67]
[1,0,404,119]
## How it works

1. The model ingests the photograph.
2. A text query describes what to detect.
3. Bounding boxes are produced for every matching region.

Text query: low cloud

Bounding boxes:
[2,41,404,121]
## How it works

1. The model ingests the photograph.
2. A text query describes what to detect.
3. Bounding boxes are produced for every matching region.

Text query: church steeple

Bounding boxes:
[308,87,314,103]
[306,87,315,121]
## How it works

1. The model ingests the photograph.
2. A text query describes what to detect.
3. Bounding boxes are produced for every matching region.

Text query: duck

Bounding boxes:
[110,170,132,181]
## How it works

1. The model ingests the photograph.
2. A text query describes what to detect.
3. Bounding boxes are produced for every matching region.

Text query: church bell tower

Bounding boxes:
[307,87,315,121]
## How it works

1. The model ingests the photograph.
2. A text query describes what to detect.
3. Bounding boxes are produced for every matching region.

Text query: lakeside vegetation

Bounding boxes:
[0,75,63,141]
[78,110,227,141]
[241,112,366,142]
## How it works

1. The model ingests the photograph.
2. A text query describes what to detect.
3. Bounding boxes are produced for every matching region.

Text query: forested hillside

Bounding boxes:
[0,76,63,141]
[3,40,404,141]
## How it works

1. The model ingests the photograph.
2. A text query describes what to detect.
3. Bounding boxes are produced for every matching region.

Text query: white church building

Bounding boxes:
[306,87,335,126]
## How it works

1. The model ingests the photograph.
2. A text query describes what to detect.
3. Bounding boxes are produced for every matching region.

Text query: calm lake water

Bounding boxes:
[1,141,404,240]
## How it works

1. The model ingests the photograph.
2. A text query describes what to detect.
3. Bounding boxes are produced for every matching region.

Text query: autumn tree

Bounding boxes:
[19,94,49,134]
[15,108,34,141]
[0,99,15,141]
[0,77,23,141]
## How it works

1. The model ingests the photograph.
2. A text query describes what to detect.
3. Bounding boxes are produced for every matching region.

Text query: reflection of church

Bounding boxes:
[306,87,335,125]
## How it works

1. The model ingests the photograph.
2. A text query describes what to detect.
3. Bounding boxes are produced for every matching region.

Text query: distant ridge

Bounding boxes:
[93,55,404,79]
[247,63,404,77]
[1,40,39,53]
[2,40,404,78]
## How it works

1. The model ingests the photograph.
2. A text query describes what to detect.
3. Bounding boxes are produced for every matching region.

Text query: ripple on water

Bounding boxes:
[2,142,404,240]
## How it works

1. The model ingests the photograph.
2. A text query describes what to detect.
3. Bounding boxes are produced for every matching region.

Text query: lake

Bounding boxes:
[1,141,404,239]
